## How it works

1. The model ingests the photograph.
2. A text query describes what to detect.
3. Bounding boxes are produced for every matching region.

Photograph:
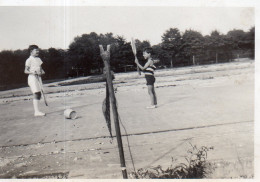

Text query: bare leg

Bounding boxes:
[152,85,157,105]
[147,85,155,106]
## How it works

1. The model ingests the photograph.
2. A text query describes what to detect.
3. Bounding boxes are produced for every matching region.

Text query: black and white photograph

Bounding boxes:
[0,0,258,180]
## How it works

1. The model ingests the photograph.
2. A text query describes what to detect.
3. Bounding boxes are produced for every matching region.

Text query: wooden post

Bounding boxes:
[99,45,128,179]
[192,55,195,65]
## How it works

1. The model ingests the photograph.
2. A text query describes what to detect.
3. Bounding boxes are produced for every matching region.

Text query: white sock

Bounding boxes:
[33,99,40,113]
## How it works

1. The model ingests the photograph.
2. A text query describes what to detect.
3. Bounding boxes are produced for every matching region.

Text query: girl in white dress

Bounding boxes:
[24,45,46,116]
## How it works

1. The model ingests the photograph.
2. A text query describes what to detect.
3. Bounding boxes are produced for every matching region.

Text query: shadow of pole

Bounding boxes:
[144,138,193,168]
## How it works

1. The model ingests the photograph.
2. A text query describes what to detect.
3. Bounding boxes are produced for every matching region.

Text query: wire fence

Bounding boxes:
[157,49,254,68]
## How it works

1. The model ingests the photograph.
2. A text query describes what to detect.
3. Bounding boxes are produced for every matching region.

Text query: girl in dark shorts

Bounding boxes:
[135,47,158,109]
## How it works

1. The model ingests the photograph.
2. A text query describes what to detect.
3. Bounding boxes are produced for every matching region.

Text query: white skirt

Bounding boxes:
[28,74,42,93]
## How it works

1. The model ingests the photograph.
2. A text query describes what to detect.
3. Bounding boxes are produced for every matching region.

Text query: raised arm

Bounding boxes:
[135,58,153,70]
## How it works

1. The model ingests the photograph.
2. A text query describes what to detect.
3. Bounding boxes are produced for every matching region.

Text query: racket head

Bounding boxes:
[131,37,137,55]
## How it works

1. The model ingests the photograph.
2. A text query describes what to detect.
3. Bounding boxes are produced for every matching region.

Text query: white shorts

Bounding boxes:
[28,74,42,93]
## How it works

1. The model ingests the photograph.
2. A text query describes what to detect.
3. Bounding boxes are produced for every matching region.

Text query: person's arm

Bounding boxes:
[24,66,43,75]
[135,58,152,70]
[24,66,40,75]
[40,67,45,75]
[39,59,45,76]
[24,59,34,75]
[24,66,31,74]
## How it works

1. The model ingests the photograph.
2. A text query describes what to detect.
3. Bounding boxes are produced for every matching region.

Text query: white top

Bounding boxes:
[25,56,43,73]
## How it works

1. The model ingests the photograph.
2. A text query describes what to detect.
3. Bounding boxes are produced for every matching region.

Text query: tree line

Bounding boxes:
[0,27,255,91]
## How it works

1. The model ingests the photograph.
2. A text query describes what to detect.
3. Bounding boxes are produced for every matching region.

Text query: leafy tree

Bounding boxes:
[68,32,100,76]
[181,29,204,65]
[0,49,28,90]
[161,28,183,67]
[41,48,67,80]
[67,32,121,75]
[111,36,135,72]
[247,26,255,49]
[135,40,151,51]
[225,28,255,59]
[246,26,255,58]
[226,29,247,50]
[152,44,169,68]
[204,30,225,63]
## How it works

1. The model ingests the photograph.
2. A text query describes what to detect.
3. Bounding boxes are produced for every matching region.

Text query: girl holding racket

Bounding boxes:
[135,47,158,109]
[24,45,46,116]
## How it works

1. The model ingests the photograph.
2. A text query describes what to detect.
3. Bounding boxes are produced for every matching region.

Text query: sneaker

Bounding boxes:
[34,112,46,117]
[146,105,157,109]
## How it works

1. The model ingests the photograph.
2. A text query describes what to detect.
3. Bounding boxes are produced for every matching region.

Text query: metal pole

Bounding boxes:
[99,45,128,179]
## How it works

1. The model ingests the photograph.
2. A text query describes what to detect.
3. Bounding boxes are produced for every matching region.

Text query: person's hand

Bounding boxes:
[135,57,139,64]
[34,69,41,75]
[153,59,160,64]
[34,70,39,75]
[41,69,45,75]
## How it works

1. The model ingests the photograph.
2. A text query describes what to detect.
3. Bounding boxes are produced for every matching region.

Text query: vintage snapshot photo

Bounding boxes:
[0,0,258,181]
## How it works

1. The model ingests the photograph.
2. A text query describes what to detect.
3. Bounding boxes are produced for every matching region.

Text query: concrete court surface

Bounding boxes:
[0,61,255,179]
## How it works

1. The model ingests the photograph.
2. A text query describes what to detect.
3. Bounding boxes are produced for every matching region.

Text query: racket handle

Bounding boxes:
[43,96,48,106]
[36,75,48,106]
[134,55,141,75]
[137,66,141,75]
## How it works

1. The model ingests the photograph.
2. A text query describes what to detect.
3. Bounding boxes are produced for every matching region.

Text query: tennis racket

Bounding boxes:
[35,74,48,106]
[131,38,141,75]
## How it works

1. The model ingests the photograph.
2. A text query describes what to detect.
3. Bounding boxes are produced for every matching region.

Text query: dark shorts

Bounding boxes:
[145,75,155,85]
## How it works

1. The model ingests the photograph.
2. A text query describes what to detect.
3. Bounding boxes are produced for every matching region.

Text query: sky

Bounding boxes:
[0,6,255,51]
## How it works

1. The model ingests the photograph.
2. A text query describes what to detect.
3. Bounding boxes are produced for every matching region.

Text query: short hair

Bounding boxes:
[28,45,39,53]
[143,47,153,55]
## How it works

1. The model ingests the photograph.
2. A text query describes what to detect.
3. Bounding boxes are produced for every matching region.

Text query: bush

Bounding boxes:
[130,144,214,179]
